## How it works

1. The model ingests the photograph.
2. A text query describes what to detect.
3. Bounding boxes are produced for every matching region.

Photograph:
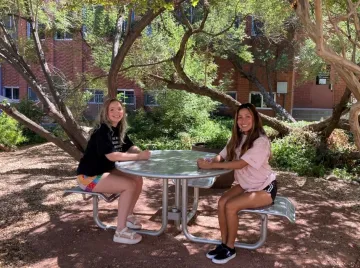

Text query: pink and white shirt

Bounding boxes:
[219,135,276,192]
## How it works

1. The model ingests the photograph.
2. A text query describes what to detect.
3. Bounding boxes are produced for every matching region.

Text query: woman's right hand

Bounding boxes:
[137,150,151,160]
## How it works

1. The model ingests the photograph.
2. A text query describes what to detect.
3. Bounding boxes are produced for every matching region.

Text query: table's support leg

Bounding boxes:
[135,179,169,236]
[186,187,199,223]
[174,179,181,231]
[93,196,116,230]
[181,181,269,249]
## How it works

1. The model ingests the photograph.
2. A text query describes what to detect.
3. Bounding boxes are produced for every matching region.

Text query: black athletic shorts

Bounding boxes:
[263,180,277,203]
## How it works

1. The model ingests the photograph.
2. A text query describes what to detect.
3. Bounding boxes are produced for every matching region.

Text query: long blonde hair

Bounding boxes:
[226,103,266,161]
[94,98,127,143]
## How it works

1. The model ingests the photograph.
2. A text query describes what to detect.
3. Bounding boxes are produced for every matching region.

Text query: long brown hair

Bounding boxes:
[226,103,266,161]
[94,98,127,143]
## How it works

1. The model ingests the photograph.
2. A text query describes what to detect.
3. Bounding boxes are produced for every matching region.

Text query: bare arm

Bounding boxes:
[105,150,150,162]
[127,145,141,153]
[197,158,248,170]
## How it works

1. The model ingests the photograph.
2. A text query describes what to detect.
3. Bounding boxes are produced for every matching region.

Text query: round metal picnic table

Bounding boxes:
[115,150,231,236]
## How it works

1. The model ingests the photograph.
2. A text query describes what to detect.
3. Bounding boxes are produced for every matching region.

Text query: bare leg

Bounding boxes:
[127,176,143,215]
[112,169,143,216]
[225,191,273,248]
[93,172,136,232]
[217,185,244,244]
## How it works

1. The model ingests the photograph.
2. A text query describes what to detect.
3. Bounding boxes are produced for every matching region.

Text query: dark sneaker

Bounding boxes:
[206,244,225,259]
[212,247,236,264]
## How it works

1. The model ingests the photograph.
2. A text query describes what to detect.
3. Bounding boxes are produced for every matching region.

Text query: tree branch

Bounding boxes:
[0,104,83,161]
[120,57,173,72]
[149,74,291,135]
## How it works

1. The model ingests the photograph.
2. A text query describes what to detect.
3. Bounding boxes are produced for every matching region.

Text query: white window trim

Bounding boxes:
[87,89,104,104]
[3,86,20,102]
[117,89,136,106]
[219,91,237,108]
[249,91,276,109]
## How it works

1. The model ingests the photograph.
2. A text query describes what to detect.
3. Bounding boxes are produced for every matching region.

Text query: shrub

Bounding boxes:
[128,90,217,139]
[14,99,46,144]
[271,129,326,177]
[0,113,27,148]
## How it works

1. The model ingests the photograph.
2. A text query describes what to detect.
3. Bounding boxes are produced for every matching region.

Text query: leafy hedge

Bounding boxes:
[0,113,27,148]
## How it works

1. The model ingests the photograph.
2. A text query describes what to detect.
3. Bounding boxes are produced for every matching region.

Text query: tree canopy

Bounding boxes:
[0,0,358,159]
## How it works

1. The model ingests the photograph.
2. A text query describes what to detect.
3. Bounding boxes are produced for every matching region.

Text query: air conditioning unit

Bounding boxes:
[277,82,288,94]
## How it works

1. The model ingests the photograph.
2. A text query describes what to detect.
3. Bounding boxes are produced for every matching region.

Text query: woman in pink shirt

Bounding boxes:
[197,103,277,265]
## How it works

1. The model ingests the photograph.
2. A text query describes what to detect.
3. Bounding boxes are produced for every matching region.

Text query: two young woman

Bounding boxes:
[197,103,277,264]
[77,100,276,262]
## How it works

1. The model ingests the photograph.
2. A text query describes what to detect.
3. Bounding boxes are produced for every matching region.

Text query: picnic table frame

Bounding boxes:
[115,150,231,236]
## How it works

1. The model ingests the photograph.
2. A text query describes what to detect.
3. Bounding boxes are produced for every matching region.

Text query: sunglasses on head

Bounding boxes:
[239,103,255,109]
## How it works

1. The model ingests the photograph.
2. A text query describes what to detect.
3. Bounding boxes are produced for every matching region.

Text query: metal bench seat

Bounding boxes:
[184,177,296,250]
[234,196,296,249]
[241,196,296,223]
[187,177,216,189]
[64,186,120,230]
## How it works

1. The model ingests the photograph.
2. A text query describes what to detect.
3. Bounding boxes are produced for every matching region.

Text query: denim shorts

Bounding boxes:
[263,180,277,203]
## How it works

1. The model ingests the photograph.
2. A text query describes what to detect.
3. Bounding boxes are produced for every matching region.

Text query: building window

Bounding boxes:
[144,91,163,106]
[121,11,136,33]
[27,22,46,39]
[55,30,73,40]
[219,91,237,108]
[117,89,135,105]
[316,65,330,85]
[4,87,19,100]
[88,89,104,104]
[3,15,17,39]
[27,87,38,101]
[249,91,276,108]
[250,16,263,37]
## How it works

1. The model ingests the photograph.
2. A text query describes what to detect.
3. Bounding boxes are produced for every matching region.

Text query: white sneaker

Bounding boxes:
[126,214,142,229]
[113,227,142,244]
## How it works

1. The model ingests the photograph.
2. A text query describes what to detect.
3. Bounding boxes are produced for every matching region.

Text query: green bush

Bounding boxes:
[128,90,217,139]
[0,113,27,147]
[14,99,46,144]
[271,129,326,177]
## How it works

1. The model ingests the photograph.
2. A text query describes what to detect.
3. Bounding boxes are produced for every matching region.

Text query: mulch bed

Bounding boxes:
[0,143,359,268]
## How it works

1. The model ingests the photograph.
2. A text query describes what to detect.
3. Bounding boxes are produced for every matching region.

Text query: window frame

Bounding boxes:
[117,89,136,106]
[144,91,164,106]
[250,16,263,37]
[219,91,237,108]
[27,22,46,40]
[27,87,39,101]
[3,15,18,39]
[54,29,73,40]
[249,91,276,109]
[87,89,104,104]
[3,86,20,101]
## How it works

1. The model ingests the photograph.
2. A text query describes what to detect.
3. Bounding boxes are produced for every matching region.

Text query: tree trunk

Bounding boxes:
[349,101,360,151]
[108,9,165,97]
[321,88,351,138]
[306,88,351,135]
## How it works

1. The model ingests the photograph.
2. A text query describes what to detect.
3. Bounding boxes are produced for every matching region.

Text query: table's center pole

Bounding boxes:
[174,179,181,231]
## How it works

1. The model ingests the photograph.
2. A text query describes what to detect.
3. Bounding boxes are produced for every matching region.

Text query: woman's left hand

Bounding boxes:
[197,158,213,169]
